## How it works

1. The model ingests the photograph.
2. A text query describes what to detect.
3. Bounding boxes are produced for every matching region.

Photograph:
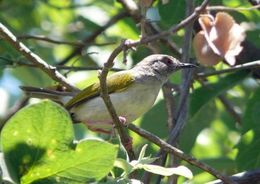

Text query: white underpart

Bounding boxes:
[71,82,161,130]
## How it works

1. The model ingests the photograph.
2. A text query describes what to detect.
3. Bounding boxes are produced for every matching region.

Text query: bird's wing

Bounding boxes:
[65,71,135,109]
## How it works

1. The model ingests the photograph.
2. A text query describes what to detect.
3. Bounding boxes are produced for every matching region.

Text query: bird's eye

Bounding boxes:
[165,58,172,65]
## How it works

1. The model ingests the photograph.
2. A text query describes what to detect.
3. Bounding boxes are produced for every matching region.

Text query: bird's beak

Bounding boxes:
[178,62,197,69]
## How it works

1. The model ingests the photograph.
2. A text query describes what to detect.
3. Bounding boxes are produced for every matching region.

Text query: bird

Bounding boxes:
[21,54,195,134]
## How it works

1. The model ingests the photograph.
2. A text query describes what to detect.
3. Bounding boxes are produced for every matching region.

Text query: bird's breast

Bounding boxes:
[71,82,162,123]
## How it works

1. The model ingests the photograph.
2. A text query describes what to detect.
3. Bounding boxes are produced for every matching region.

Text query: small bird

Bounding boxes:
[21,54,195,134]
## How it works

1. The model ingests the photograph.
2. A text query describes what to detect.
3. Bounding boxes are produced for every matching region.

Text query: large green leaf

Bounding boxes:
[1,100,118,184]
[190,71,249,117]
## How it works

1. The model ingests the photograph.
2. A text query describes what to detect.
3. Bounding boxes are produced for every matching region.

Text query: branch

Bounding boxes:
[128,124,234,184]
[162,83,176,131]
[113,0,209,63]
[18,35,84,47]
[98,41,136,161]
[91,0,209,72]
[122,0,209,48]
[59,11,129,65]
[156,1,196,183]
[0,23,78,92]
[207,4,260,11]
[168,0,195,146]
[18,35,116,47]
[197,60,260,78]
[5,60,122,72]
[210,169,260,184]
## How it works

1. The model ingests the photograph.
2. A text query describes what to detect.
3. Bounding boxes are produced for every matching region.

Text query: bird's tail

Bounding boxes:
[20,86,75,104]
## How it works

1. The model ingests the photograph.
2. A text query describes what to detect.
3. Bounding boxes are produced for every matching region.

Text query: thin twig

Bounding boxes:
[17,35,117,47]
[116,0,209,182]
[95,0,209,70]
[0,23,78,92]
[59,11,129,65]
[122,0,209,48]
[128,124,234,184]
[18,35,84,47]
[162,83,176,131]
[106,0,209,58]
[154,0,194,183]
[207,4,260,11]
[157,1,196,183]
[6,60,123,72]
[197,60,260,78]
[168,0,195,146]
[209,169,260,184]
[98,42,136,161]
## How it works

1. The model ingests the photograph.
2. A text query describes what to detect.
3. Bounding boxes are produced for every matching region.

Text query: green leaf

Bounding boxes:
[137,144,148,161]
[241,88,260,134]
[158,0,186,28]
[190,71,248,117]
[141,165,193,179]
[1,100,118,184]
[134,157,158,165]
[114,158,133,176]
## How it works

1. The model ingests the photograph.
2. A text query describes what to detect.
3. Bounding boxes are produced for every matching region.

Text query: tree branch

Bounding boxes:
[18,35,116,47]
[18,35,85,47]
[98,41,136,161]
[123,0,209,48]
[207,4,260,11]
[128,124,234,184]
[6,60,123,72]
[167,0,195,144]
[197,60,260,78]
[209,169,260,184]
[0,23,78,92]
[103,0,209,60]
[156,1,196,183]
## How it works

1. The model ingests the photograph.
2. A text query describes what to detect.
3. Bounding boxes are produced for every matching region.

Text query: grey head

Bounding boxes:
[132,54,196,83]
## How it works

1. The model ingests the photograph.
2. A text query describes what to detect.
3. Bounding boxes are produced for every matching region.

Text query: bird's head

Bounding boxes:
[133,54,196,82]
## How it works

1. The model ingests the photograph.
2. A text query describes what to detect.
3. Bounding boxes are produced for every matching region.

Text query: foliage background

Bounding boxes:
[0,0,259,183]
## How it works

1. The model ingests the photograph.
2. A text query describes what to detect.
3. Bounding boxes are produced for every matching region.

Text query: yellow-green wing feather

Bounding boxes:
[65,71,135,109]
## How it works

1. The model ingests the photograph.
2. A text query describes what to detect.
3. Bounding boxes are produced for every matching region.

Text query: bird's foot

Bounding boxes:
[112,116,128,128]
[119,116,127,126]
